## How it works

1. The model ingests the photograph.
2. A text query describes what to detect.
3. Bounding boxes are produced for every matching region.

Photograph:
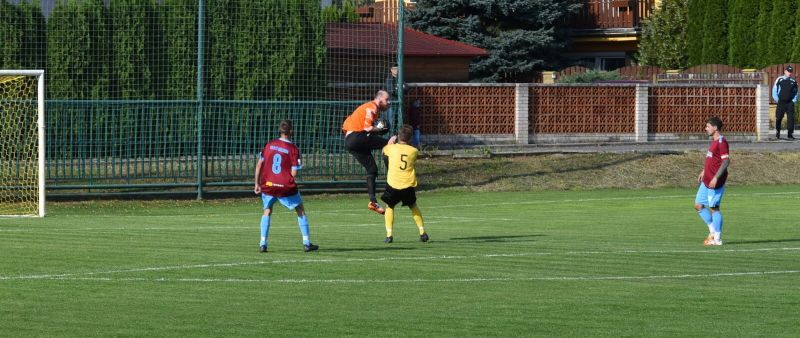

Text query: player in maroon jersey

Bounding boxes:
[253,120,318,253]
[694,117,730,246]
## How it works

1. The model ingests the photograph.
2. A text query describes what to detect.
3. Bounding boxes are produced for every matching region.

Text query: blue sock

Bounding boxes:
[298,215,310,245]
[711,211,723,233]
[698,208,712,225]
[260,215,270,247]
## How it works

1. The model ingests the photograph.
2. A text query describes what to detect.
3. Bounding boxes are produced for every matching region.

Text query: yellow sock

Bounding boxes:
[410,204,425,235]
[384,206,394,237]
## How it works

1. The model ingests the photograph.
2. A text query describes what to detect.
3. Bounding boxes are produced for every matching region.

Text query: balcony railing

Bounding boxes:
[570,0,655,30]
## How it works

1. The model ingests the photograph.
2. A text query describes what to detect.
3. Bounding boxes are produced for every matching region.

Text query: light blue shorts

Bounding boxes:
[261,192,302,210]
[695,183,725,208]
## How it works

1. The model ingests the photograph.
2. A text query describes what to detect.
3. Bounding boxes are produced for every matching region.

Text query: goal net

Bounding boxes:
[0,70,44,217]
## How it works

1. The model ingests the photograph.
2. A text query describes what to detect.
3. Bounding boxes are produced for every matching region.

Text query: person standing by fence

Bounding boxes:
[772,66,798,139]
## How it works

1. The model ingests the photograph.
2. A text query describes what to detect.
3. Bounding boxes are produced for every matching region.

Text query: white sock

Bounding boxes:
[713,232,721,241]
[707,224,714,234]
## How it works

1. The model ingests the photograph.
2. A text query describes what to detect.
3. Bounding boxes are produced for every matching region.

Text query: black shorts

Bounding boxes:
[381,185,417,208]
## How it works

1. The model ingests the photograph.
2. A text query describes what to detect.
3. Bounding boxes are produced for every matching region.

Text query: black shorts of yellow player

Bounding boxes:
[380,185,417,209]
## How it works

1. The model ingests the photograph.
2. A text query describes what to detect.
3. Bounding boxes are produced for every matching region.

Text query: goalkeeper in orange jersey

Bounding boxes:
[380,124,428,243]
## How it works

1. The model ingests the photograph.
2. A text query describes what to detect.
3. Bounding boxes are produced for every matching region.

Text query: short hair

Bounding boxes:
[706,116,723,131]
[398,124,413,143]
[279,119,293,135]
[375,90,389,100]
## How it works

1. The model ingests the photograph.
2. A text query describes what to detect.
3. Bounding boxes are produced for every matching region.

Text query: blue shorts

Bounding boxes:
[695,183,725,208]
[261,192,302,210]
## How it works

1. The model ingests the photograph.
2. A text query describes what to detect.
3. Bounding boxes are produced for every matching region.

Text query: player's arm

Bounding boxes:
[363,109,379,133]
[697,169,704,184]
[254,156,264,194]
[291,151,302,178]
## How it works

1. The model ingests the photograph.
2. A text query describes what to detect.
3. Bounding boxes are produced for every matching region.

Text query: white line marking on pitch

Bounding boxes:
[9,190,793,222]
[1,247,797,281]
[19,270,800,284]
[0,216,503,233]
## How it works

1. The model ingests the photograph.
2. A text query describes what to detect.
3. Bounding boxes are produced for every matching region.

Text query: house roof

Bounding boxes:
[326,23,488,57]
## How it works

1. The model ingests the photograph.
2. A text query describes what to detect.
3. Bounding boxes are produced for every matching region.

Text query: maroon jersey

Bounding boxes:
[259,138,300,197]
[703,135,730,188]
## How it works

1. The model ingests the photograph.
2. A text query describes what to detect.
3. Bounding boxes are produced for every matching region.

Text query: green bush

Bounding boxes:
[557,70,621,83]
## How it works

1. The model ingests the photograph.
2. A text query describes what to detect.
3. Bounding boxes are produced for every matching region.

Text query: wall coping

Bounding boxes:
[407,83,760,88]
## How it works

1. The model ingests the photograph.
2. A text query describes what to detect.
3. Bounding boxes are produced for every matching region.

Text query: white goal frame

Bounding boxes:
[0,70,45,217]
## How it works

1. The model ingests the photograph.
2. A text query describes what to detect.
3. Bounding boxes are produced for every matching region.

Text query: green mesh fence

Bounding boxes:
[0,0,401,196]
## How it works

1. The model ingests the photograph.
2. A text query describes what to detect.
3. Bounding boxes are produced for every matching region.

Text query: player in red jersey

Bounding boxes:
[694,117,730,246]
[254,120,318,253]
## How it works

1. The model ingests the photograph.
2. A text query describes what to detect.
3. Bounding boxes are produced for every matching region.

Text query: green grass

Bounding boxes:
[1,186,799,337]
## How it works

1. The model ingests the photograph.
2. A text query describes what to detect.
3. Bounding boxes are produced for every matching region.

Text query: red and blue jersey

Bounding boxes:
[259,138,301,197]
[703,135,729,188]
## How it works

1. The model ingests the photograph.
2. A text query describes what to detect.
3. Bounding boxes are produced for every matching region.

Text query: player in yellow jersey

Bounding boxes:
[381,124,429,243]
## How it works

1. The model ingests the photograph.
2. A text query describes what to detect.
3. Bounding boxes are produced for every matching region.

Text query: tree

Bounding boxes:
[0,0,23,69]
[700,0,727,65]
[754,0,773,67]
[17,0,46,71]
[407,0,581,82]
[686,0,705,66]
[637,0,689,69]
[727,0,756,68]
[163,0,197,100]
[322,0,360,23]
[110,0,160,99]
[767,0,796,64]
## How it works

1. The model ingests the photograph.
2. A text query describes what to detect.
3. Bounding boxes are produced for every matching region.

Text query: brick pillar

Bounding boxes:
[634,84,649,142]
[755,84,771,141]
[515,84,529,144]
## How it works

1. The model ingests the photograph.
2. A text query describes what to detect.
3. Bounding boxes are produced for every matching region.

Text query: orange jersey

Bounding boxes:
[342,101,379,133]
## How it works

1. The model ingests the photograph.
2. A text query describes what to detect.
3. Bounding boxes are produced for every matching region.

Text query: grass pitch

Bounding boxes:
[1,185,798,336]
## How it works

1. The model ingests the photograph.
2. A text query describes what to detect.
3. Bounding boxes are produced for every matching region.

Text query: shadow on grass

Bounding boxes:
[321,246,418,252]
[445,234,545,243]
[723,238,800,245]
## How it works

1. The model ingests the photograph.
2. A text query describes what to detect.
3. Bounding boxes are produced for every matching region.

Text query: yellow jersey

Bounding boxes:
[383,143,418,189]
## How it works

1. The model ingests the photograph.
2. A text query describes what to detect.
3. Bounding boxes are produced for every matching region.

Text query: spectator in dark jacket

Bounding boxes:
[772,66,798,139]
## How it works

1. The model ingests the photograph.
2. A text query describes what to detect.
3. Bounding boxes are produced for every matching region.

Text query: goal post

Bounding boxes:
[0,70,45,218]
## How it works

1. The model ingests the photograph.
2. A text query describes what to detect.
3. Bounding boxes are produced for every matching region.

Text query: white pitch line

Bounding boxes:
[13,190,796,221]
[0,217,495,233]
[21,270,800,284]
[1,247,797,281]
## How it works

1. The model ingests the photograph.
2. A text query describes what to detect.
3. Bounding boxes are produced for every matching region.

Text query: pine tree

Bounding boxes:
[638,0,689,69]
[727,0,757,68]
[407,0,581,82]
[0,1,23,69]
[755,0,773,67]
[163,0,197,100]
[686,0,706,66]
[17,0,47,71]
[700,0,727,65]
[768,0,797,64]
[110,0,159,99]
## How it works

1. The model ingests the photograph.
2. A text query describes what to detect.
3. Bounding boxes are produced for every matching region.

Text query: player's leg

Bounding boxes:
[403,188,428,242]
[259,194,278,252]
[381,187,399,242]
[280,193,318,252]
[708,186,725,245]
[362,153,385,214]
[694,185,714,244]
[788,103,795,139]
[409,204,428,242]
[776,104,787,138]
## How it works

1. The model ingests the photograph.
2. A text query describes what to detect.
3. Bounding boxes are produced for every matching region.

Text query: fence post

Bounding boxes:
[755,84,770,141]
[634,84,649,142]
[515,84,529,144]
